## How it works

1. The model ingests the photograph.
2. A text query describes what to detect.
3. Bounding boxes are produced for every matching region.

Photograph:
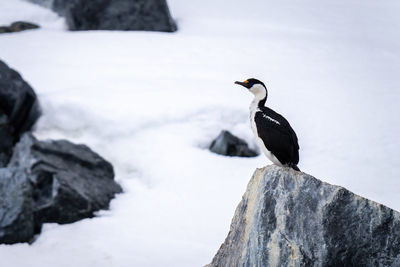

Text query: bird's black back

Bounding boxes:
[254,106,299,166]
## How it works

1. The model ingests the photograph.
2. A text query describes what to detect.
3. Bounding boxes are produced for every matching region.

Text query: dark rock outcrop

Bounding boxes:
[0,134,122,244]
[0,21,39,34]
[0,168,34,244]
[30,0,177,32]
[0,60,41,166]
[0,61,122,244]
[209,130,258,157]
[9,134,123,225]
[208,165,400,267]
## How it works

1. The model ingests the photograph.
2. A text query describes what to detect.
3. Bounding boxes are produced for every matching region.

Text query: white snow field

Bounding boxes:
[0,0,400,266]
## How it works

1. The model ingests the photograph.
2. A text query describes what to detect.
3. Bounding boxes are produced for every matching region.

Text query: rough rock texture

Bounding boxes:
[30,0,177,32]
[0,168,34,244]
[209,130,258,157]
[0,60,41,166]
[9,134,123,226]
[0,21,39,34]
[0,134,122,244]
[0,114,14,167]
[208,165,400,267]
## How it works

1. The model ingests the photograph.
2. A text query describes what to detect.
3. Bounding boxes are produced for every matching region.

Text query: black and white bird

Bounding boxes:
[235,78,300,171]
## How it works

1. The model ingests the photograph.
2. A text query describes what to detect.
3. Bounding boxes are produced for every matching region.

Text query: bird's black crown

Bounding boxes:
[246,78,266,88]
[235,78,266,89]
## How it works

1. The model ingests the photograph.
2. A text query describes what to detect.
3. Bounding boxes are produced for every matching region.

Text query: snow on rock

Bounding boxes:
[208,165,400,267]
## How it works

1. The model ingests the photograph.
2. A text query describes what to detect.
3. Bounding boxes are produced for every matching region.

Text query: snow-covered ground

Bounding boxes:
[0,0,399,266]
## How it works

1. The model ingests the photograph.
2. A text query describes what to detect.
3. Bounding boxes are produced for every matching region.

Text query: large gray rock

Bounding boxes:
[30,0,177,32]
[8,134,123,225]
[0,168,34,244]
[0,60,41,166]
[0,134,122,244]
[208,165,400,267]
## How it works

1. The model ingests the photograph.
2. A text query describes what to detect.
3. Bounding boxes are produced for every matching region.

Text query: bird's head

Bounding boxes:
[235,78,267,99]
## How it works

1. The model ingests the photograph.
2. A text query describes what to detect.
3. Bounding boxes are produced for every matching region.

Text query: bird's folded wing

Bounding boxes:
[255,111,299,164]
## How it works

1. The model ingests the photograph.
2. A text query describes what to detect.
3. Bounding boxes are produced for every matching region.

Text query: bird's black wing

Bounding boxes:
[255,107,299,165]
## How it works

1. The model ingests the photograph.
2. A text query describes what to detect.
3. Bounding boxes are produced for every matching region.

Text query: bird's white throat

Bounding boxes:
[249,84,267,101]
[249,84,267,114]
[249,85,265,148]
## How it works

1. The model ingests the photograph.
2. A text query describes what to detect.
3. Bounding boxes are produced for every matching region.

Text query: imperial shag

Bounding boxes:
[235,78,300,171]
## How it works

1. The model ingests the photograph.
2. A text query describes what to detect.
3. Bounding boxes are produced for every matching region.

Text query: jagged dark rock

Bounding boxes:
[9,134,123,226]
[0,61,121,244]
[29,0,177,32]
[209,130,258,157]
[0,134,122,244]
[207,165,400,267]
[0,168,34,244]
[0,21,39,34]
[0,60,41,166]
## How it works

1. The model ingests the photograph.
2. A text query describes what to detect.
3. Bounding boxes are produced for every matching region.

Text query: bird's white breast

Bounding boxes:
[249,100,283,166]
[249,99,260,136]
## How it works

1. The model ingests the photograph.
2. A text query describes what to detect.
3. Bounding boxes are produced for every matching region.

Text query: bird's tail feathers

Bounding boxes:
[288,163,300,172]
